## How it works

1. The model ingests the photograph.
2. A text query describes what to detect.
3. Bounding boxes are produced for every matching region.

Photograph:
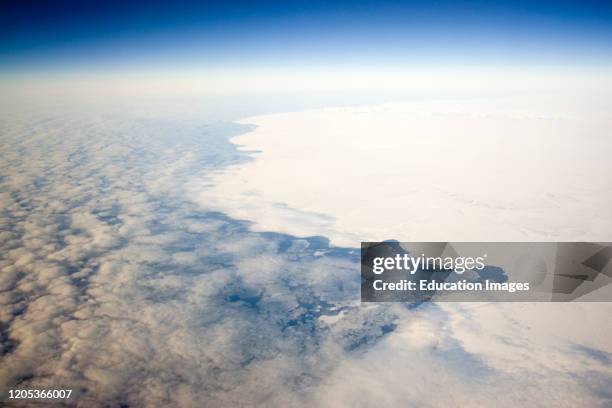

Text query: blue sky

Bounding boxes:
[2,0,612,73]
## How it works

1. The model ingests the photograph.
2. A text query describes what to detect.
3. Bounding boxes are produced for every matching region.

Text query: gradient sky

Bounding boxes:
[2,0,612,73]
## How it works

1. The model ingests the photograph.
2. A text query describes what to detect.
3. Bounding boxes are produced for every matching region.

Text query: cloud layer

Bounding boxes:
[202,94,612,246]
[1,99,611,407]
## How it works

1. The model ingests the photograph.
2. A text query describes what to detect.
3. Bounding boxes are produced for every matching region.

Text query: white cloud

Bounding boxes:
[201,95,612,246]
[0,98,610,407]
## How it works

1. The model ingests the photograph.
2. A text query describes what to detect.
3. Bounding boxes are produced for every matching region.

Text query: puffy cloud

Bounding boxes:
[0,100,610,407]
